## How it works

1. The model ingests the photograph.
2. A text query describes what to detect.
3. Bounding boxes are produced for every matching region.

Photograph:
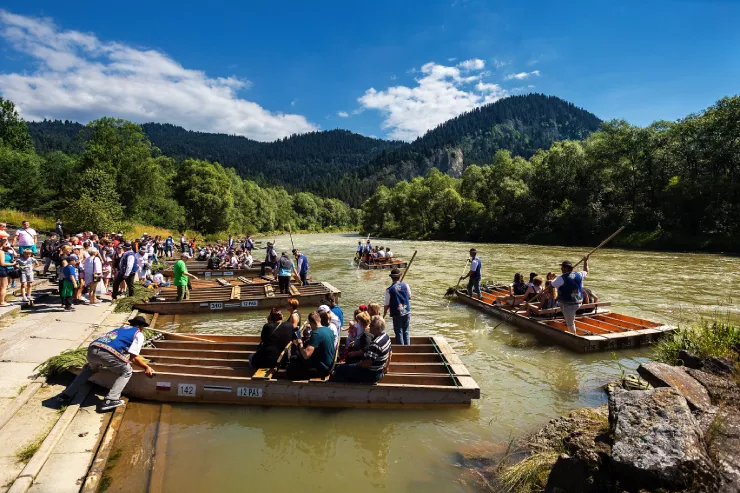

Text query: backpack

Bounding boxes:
[279,255,292,269]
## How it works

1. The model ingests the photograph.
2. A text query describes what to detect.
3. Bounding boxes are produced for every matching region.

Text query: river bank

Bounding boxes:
[460,336,740,492]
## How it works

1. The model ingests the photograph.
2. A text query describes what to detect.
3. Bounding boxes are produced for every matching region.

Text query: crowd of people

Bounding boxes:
[355,239,394,264]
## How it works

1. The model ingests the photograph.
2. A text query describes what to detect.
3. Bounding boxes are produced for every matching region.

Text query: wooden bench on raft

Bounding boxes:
[216,278,231,287]
[521,301,612,318]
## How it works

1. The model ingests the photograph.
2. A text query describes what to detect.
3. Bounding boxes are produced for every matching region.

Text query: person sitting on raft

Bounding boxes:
[344,311,373,364]
[521,276,544,302]
[207,251,221,270]
[510,272,527,296]
[333,315,392,383]
[287,311,336,380]
[250,308,295,370]
[385,247,393,258]
[56,315,154,412]
[526,281,558,316]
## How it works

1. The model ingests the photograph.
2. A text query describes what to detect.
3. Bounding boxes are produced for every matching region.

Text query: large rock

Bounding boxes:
[608,387,715,490]
[638,362,713,412]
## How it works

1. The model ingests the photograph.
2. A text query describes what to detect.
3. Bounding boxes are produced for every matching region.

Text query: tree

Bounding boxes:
[0,97,33,152]
[175,159,235,234]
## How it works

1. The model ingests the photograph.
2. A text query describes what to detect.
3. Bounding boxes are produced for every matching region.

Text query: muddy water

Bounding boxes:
[105,234,739,492]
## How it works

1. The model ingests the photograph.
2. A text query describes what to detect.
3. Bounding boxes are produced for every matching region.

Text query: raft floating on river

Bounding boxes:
[454,288,675,352]
[81,331,480,408]
[134,281,340,315]
[352,258,408,270]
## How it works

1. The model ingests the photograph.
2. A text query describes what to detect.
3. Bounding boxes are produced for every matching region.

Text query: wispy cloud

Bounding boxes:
[358,60,507,141]
[505,70,541,80]
[0,10,316,141]
[337,111,349,118]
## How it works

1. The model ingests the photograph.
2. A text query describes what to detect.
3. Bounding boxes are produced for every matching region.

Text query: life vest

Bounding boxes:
[387,282,411,317]
[90,326,140,362]
[298,253,309,274]
[119,251,139,273]
[557,272,584,304]
[470,258,482,279]
[266,247,277,264]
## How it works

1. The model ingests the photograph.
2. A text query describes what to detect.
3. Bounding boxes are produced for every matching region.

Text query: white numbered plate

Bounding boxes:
[237,387,263,398]
[178,383,196,397]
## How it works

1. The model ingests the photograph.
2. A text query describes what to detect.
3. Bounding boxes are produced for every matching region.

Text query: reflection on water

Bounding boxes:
[110,234,739,492]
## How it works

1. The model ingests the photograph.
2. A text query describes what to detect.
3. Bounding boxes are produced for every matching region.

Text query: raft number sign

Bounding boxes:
[237,387,263,398]
[178,383,196,397]
[209,302,223,310]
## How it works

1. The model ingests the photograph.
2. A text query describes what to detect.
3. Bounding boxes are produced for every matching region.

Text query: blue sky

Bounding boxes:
[0,0,738,141]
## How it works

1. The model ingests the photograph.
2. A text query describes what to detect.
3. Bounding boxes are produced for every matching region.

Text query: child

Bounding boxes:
[16,250,38,305]
[61,255,79,311]
[152,271,170,287]
[102,255,113,295]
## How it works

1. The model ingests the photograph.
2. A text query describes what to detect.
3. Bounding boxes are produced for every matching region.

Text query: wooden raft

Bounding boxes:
[81,330,480,408]
[454,288,675,352]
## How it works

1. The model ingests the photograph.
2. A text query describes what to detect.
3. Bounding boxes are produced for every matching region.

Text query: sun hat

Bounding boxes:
[317,305,330,313]
[389,268,402,278]
[127,315,150,327]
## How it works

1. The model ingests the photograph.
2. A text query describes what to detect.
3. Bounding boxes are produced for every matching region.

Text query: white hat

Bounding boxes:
[317,305,330,313]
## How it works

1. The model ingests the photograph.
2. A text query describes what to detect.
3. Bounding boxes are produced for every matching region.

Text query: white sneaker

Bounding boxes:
[21,296,28,302]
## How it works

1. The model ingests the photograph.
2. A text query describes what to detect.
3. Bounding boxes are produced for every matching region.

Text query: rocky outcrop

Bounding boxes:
[609,387,716,490]
[423,148,464,177]
[638,362,713,412]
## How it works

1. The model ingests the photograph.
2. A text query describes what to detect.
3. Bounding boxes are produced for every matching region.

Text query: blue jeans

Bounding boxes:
[333,363,383,383]
[467,277,481,299]
[392,315,410,345]
[300,271,308,286]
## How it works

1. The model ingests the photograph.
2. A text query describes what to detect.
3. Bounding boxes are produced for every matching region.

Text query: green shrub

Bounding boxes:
[653,321,740,365]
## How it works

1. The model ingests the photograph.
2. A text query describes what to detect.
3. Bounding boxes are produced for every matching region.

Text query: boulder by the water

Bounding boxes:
[608,387,715,491]
[638,362,713,412]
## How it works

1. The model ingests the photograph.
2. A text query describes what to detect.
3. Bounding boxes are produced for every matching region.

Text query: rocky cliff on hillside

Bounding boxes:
[459,353,740,492]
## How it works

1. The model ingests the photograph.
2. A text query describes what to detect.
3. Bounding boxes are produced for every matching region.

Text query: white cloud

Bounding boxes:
[337,111,349,118]
[505,70,541,80]
[457,58,485,71]
[0,10,316,141]
[358,60,507,141]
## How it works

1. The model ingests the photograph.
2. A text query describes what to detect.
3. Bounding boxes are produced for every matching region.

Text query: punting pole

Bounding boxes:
[288,223,296,252]
[573,225,625,268]
[446,258,470,297]
[147,327,212,342]
[400,250,418,283]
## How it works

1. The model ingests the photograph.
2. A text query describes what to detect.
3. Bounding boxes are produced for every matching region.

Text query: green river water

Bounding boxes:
[104,233,739,492]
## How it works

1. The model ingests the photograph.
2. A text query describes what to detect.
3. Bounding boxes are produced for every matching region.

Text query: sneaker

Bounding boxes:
[98,399,125,412]
[21,296,28,302]
[90,303,101,307]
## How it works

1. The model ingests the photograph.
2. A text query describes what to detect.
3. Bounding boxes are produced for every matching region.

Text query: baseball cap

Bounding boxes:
[561,260,573,268]
[317,305,330,313]
[68,254,79,261]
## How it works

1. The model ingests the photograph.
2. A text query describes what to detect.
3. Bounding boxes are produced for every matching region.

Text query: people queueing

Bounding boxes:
[333,315,392,383]
[459,248,482,300]
[173,252,199,301]
[292,249,309,286]
[383,268,412,345]
[56,315,155,411]
[551,257,590,333]
[112,242,138,300]
[13,220,38,255]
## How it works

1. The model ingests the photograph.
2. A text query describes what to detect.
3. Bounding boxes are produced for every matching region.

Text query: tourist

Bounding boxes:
[250,308,295,369]
[333,315,392,383]
[459,248,482,300]
[367,302,381,317]
[326,294,344,328]
[344,311,374,364]
[112,242,139,300]
[164,236,174,258]
[510,273,527,296]
[292,249,309,286]
[17,249,38,305]
[102,254,113,294]
[84,248,103,306]
[546,272,556,282]
[243,250,253,268]
[180,234,188,255]
[61,254,79,311]
[318,304,341,346]
[13,220,38,255]
[55,218,64,237]
[377,246,386,259]
[0,239,13,307]
[173,252,199,301]
[41,233,60,276]
[287,311,336,380]
[383,268,412,345]
[152,271,169,287]
[552,257,590,333]
[207,251,221,270]
[0,222,9,241]
[274,252,299,294]
[385,247,393,258]
[286,298,301,327]
[56,315,154,411]
[526,281,558,316]
[522,276,544,302]
[135,247,150,281]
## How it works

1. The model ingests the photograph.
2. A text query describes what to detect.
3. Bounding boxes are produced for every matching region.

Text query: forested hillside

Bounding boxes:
[362,96,740,252]
[27,94,601,205]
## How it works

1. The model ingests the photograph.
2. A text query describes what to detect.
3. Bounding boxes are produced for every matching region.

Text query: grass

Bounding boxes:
[0,209,56,232]
[497,451,560,493]
[653,320,740,365]
[16,434,46,463]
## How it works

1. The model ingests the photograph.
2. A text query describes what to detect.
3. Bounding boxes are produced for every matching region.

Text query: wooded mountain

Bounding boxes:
[27,94,601,206]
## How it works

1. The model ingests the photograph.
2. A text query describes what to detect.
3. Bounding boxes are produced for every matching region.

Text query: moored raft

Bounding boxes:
[352,258,408,270]
[81,331,480,408]
[454,287,675,352]
[160,262,262,279]
[134,281,341,314]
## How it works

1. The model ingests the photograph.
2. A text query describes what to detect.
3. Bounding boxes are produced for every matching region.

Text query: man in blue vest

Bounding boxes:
[56,315,154,411]
[383,268,412,345]
[459,248,482,300]
[292,248,309,286]
[112,242,139,300]
[551,257,590,333]
[260,242,278,276]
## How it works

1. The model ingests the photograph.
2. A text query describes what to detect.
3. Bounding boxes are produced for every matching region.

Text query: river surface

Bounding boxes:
[105,234,739,492]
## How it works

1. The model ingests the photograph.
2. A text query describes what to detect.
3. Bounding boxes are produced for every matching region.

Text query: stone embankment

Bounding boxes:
[460,352,739,492]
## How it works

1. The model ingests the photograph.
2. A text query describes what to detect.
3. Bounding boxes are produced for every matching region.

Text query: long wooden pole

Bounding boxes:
[573,226,625,268]
[287,223,296,252]
[146,327,212,343]
[399,250,418,283]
